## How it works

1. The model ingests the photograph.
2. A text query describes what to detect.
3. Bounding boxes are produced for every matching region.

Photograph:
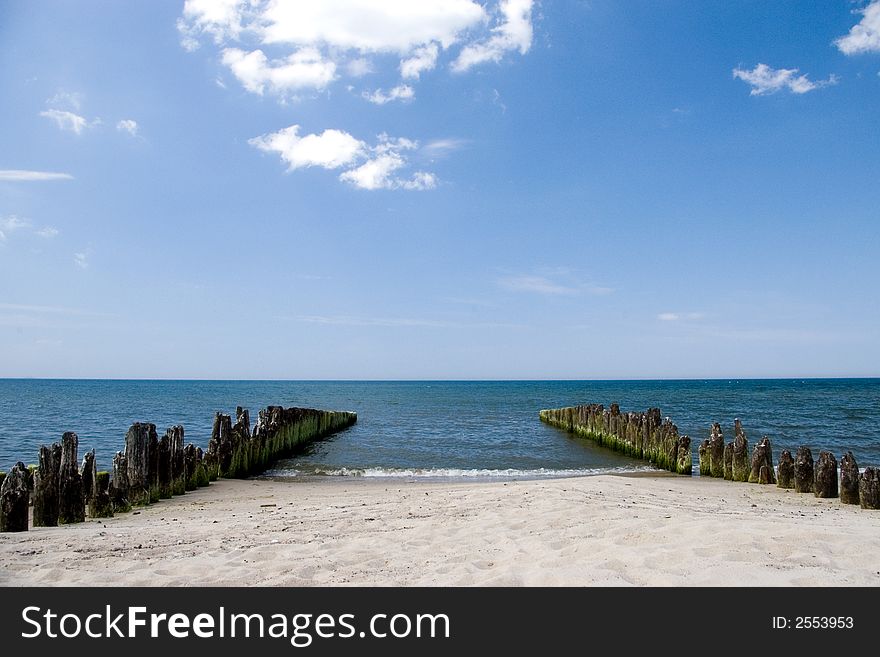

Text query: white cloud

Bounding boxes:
[1,216,31,233]
[47,90,83,111]
[221,47,337,94]
[73,252,88,269]
[452,0,534,72]
[0,170,73,182]
[177,0,249,50]
[363,84,415,105]
[732,63,838,96]
[836,1,880,54]
[250,125,437,190]
[36,226,59,238]
[40,109,90,134]
[116,119,139,136]
[658,312,704,322]
[401,43,439,79]
[422,138,468,159]
[249,125,365,170]
[346,58,373,77]
[500,275,578,296]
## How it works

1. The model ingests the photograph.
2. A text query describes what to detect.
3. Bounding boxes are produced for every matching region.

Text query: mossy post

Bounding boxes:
[33,442,62,527]
[813,451,838,499]
[147,425,160,502]
[58,431,85,524]
[722,442,733,480]
[698,439,710,476]
[839,452,860,505]
[195,448,210,487]
[777,450,795,489]
[168,425,186,495]
[708,423,725,478]
[858,468,880,510]
[731,427,750,482]
[91,471,114,518]
[157,431,173,499]
[748,437,775,484]
[183,443,198,491]
[794,446,814,494]
[125,423,153,506]
[0,462,30,532]
[111,452,131,513]
[81,449,97,516]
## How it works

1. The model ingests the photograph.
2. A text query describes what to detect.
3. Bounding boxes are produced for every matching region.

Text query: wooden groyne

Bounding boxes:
[0,405,356,532]
[539,403,693,474]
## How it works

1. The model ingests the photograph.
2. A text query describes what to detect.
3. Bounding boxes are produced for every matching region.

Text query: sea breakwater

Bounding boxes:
[0,406,356,532]
[540,401,879,511]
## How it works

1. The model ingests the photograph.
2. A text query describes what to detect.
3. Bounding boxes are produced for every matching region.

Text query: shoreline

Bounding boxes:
[2,473,879,586]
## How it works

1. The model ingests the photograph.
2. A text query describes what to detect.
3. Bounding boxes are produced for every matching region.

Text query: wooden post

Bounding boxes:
[813,451,838,499]
[794,446,814,493]
[147,425,159,503]
[33,443,62,527]
[732,433,750,482]
[748,437,775,484]
[157,432,173,499]
[708,423,725,478]
[90,472,114,518]
[81,449,97,516]
[839,452,860,505]
[859,467,880,510]
[111,452,131,513]
[168,426,186,495]
[184,444,198,491]
[699,439,710,475]
[0,462,30,532]
[125,423,153,506]
[58,431,85,524]
[776,449,795,489]
[723,442,733,480]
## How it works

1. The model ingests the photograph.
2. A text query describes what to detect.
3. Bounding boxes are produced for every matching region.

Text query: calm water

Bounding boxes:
[0,379,878,477]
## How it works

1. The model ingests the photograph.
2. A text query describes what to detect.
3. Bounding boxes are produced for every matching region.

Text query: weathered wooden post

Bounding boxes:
[731,425,750,482]
[33,442,61,527]
[723,442,734,480]
[675,435,692,475]
[148,426,159,502]
[184,443,198,491]
[125,423,153,506]
[699,439,710,475]
[81,449,96,515]
[776,449,795,489]
[839,452,860,505]
[708,423,725,478]
[813,451,838,498]
[26,464,36,502]
[0,462,30,532]
[0,472,5,489]
[90,472,114,518]
[794,446,814,493]
[748,437,775,484]
[859,467,880,510]
[157,432,173,499]
[111,452,131,513]
[168,426,186,495]
[58,431,85,524]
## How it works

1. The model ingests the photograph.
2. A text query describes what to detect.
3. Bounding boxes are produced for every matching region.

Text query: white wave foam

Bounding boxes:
[263,465,658,480]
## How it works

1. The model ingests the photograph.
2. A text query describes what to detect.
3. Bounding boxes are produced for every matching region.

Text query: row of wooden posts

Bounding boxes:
[0,405,357,532]
[540,403,880,510]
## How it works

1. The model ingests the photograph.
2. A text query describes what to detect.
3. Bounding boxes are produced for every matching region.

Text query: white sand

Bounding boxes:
[1,474,879,586]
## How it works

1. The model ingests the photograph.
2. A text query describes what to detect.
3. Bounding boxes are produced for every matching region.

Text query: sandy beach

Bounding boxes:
[1,473,878,586]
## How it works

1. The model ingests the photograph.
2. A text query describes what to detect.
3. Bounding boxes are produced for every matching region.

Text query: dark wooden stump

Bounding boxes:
[184,444,198,491]
[675,435,692,475]
[776,449,795,489]
[708,423,725,478]
[168,425,186,496]
[195,448,210,487]
[33,442,61,527]
[813,451,838,499]
[699,439,710,476]
[0,462,30,532]
[839,452,860,505]
[157,432,173,499]
[147,425,159,503]
[859,467,880,510]
[794,446,814,493]
[81,449,96,515]
[125,422,153,506]
[90,471,114,518]
[748,437,775,484]
[732,434,750,482]
[723,442,733,480]
[111,452,131,513]
[58,431,84,524]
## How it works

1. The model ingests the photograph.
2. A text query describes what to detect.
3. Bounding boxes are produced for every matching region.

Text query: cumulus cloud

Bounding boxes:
[836,1,880,54]
[40,109,90,134]
[363,84,415,105]
[36,226,60,238]
[0,216,58,243]
[1,216,31,233]
[732,63,838,95]
[249,126,436,190]
[73,252,89,269]
[221,47,337,95]
[0,170,73,181]
[116,119,139,136]
[178,0,534,99]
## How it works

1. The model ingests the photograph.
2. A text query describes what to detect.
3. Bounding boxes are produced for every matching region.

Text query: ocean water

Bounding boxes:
[0,379,878,478]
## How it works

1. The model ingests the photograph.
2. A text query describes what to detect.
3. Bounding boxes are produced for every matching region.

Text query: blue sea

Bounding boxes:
[0,379,878,477]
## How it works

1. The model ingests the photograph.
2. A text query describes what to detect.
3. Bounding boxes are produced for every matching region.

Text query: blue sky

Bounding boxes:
[1,0,878,379]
